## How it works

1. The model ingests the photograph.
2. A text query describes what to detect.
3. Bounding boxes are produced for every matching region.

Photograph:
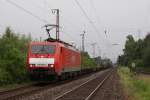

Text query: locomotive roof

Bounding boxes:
[30,38,79,51]
[46,38,72,46]
[30,40,72,46]
[30,41,57,45]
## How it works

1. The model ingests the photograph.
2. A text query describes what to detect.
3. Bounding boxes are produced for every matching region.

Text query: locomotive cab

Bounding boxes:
[27,42,58,78]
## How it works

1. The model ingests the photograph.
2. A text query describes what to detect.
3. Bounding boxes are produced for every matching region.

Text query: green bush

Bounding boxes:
[0,27,31,86]
[142,47,150,67]
[134,59,144,68]
[81,52,96,68]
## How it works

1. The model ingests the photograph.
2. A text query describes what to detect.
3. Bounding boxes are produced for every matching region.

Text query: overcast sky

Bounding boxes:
[0,0,150,62]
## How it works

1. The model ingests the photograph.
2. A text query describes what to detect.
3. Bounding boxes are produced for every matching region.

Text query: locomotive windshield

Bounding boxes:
[31,45,55,54]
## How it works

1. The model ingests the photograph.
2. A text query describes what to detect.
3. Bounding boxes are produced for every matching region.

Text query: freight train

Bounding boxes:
[26,38,112,80]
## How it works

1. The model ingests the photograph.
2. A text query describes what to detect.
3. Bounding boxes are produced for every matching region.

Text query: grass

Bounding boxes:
[118,67,150,100]
[138,75,150,83]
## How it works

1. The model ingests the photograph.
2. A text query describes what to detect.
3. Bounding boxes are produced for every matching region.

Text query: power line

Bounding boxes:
[34,0,80,43]
[60,30,80,47]
[75,0,113,51]
[89,0,103,28]
[89,0,112,46]
[61,31,76,42]
[6,0,48,23]
[43,0,51,9]
[30,0,79,42]
[30,0,48,13]
[89,0,104,31]
[74,0,110,57]
[42,0,53,14]
[4,0,79,46]
[74,0,105,43]
[75,0,92,23]
[61,30,79,40]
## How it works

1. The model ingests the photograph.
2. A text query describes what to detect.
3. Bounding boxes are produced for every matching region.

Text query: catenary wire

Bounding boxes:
[5,0,49,23]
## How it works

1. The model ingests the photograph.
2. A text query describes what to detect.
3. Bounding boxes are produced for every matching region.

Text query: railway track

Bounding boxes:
[0,81,57,100]
[54,69,113,100]
[140,71,150,75]
[0,69,109,100]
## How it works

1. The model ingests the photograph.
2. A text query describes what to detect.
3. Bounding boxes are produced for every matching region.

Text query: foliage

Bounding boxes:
[134,59,144,68]
[81,52,96,68]
[117,34,150,68]
[118,67,150,100]
[142,47,150,67]
[100,58,112,68]
[0,27,31,85]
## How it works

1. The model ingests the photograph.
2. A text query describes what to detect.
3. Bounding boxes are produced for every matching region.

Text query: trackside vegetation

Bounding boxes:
[117,34,150,99]
[118,67,150,100]
[81,52,96,68]
[117,33,150,71]
[0,27,31,86]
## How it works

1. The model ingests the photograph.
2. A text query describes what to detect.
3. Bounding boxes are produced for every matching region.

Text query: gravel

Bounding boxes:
[21,69,109,100]
[90,69,125,100]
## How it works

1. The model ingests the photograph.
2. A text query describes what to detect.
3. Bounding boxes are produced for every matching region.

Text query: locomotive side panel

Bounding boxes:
[60,47,81,73]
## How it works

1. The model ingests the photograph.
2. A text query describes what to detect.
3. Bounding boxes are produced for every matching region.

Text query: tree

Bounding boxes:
[81,52,96,68]
[142,33,150,67]
[117,33,150,68]
[0,27,31,85]
[123,35,136,65]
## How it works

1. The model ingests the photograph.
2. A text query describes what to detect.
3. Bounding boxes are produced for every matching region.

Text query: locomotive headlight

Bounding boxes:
[49,64,54,68]
[30,64,35,67]
[30,64,33,67]
[50,64,54,68]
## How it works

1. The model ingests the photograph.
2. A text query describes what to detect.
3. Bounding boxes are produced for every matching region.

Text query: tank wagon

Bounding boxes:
[27,39,81,80]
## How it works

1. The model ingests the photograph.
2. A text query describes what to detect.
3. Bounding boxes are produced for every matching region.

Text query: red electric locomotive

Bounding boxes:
[26,39,81,79]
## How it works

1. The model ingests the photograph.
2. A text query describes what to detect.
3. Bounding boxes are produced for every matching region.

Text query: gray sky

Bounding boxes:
[0,0,150,62]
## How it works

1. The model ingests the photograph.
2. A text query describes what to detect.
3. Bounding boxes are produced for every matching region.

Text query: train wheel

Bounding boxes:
[58,73,65,81]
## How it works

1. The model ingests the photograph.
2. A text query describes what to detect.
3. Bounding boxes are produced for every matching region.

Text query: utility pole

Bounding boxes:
[97,46,101,66]
[104,29,107,37]
[103,53,106,59]
[80,30,86,52]
[44,9,60,40]
[80,31,85,68]
[98,46,101,59]
[137,29,141,40]
[56,9,59,40]
[52,9,59,40]
[40,37,42,41]
[91,42,97,58]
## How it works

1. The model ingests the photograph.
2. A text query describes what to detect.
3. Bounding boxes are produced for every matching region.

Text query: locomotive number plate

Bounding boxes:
[36,64,48,66]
